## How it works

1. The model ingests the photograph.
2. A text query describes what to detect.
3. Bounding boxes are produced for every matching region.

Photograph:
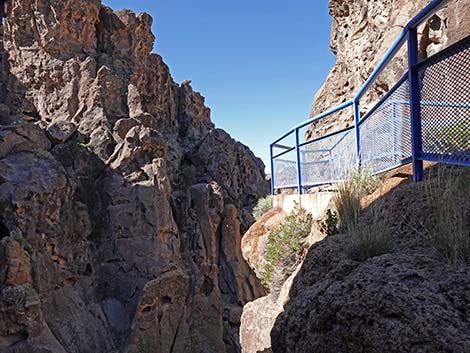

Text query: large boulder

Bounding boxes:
[241,208,286,280]
[272,243,470,353]
[271,167,470,353]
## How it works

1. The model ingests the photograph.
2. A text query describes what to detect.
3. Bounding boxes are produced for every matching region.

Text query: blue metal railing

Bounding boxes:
[270,0,470,194]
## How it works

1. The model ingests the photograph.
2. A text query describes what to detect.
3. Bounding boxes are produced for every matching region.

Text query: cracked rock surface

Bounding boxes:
[0,1,268,352]
[306,0,470,140]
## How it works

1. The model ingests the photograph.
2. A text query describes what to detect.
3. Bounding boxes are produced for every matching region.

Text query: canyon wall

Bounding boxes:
[0,1,269,353]
[306,0,470,139]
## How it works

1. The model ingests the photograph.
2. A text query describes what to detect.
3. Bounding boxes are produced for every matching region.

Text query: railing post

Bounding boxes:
[270,144,275,195]
[328,149,333,180]
[295,128,303,194]
[301,150,307,187]
[392,102,398,164]
[407,28,424,182]
[354,100,362,168]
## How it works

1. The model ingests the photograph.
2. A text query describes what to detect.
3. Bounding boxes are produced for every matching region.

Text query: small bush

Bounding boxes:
[334,167,379,232]
[253,195,273,220]
[263,204,313,284]
[349,167,380,195]
[424,167,470,265]
[320,209,338,236]
[432,121,470,152]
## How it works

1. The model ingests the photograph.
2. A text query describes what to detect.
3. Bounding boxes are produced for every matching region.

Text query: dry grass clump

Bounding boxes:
[346,204,394,261]
[334,167,379,232]
[334,179,362,232]
[333,164,469,264]
[424,166,470,265]
[333,167,394,261]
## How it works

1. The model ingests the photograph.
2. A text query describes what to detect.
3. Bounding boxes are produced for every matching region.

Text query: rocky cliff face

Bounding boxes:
[306,0,470,140]
[0,1,269,353]
[238,1,470,352]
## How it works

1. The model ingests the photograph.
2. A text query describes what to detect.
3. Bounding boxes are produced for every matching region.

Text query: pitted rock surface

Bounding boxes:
[306,0,470,140]
[270,166,470,353]
[0,1,268,352]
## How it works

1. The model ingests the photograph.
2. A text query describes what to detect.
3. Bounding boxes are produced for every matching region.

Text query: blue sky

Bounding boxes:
[103,1,335,170]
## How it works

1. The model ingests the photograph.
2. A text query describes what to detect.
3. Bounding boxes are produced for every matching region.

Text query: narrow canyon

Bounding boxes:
[0,1,469,353]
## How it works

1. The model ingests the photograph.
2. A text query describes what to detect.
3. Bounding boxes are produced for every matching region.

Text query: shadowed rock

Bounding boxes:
[0,1,268,352]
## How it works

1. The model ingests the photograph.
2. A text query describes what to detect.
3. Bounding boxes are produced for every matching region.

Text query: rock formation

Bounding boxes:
[240,207,326,353]
[271,166,470,352]
[306,0,470,140]
[239,209,286,353]
[0,1,269,352]
[239,1,470,352]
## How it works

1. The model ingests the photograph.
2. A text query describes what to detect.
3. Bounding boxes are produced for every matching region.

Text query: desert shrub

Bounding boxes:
[263,204,313,284]
[253,195,273,220]
[424,167,470,265]
[334,167,379,232]
[349,167,380,195]
[320,209,338,236]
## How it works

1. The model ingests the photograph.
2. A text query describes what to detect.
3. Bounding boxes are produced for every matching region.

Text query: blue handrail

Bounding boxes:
[270,0,457,194]
[355,0,448,101]
[271,99,354,146]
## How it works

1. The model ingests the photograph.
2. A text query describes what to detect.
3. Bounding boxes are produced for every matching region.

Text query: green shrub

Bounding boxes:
[253,195,273,220]
[320,209,338,236]
[432,121,470,152]
[263,204,313,284]
[424,167,470,265]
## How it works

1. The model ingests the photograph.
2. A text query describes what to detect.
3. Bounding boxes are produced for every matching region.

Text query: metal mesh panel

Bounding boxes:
[300,128,356,186]
[359,78,412,174]
[418,36,470,164]
[271,35,470,193]
[273,148,297,189]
